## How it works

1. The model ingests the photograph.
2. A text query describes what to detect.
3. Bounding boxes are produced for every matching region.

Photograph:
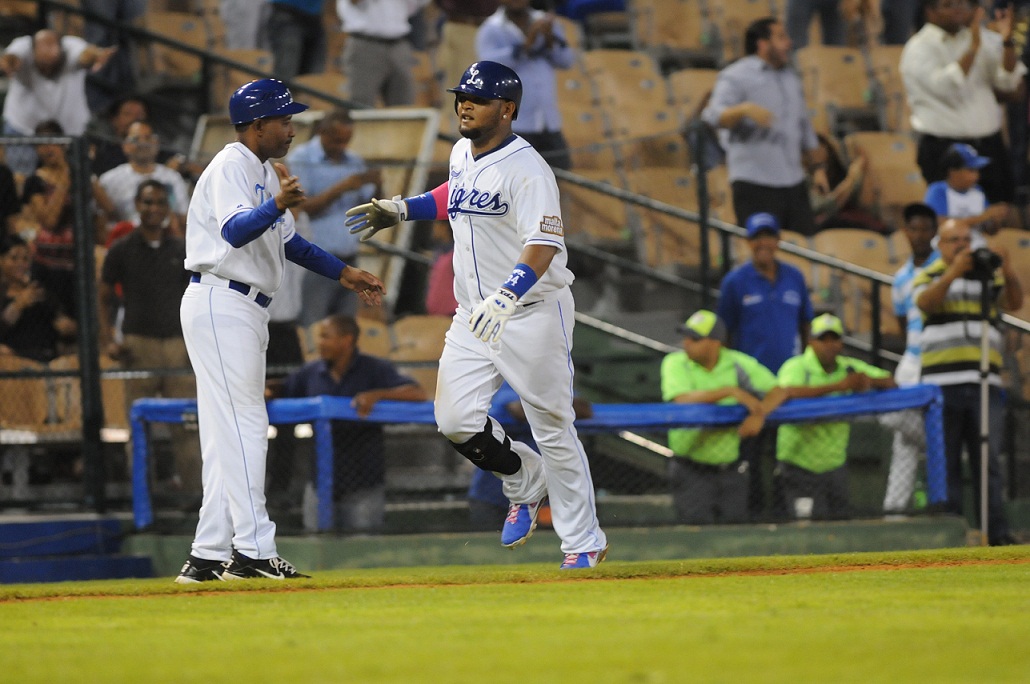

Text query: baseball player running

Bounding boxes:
[346,61,608,569]
[175,79,385,583]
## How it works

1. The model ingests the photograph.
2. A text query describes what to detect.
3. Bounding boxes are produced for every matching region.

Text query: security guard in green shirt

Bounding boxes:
[776,313,896,520]
[661,310,790,524]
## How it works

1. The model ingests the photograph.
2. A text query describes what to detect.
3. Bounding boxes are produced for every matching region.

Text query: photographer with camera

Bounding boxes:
[913,218,1023,545]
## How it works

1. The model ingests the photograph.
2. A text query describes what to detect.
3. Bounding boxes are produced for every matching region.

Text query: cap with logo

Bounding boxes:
[677,309,727,343]
[811,313,844,338]
[944,143,990,170]
[745,212,781,239]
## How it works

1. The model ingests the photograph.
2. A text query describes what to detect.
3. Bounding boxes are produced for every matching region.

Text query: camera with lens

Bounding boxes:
[967,247,1002,280]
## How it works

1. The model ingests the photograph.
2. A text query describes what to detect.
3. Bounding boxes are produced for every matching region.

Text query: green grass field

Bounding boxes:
[3,547,1028,683]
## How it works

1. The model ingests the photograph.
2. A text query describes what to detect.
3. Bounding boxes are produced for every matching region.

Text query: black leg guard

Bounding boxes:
[451,419,522,475]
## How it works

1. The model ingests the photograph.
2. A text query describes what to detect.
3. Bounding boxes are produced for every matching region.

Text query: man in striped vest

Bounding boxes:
[912,218,1023,545]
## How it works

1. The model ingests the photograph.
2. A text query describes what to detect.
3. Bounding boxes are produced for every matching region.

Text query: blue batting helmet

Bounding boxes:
[229,78,309,125]
[447,61,522,120]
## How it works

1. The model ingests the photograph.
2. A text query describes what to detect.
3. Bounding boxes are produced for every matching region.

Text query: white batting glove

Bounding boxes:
[469,288,518,343]
[345,195,407,242]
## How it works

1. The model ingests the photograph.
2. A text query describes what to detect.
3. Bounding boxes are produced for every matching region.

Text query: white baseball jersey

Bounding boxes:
[447,136,572,310]
[184,142,295,294]
[434,134,607,555]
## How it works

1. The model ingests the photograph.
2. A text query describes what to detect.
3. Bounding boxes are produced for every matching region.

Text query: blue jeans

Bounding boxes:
[268,4,327,80]
[940,384,1010,542]
[785,0,846,49]
[880,0,921,45]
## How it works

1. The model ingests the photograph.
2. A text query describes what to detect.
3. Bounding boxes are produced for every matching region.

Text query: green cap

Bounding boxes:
[811,313,844,338]
[677,310,727,342]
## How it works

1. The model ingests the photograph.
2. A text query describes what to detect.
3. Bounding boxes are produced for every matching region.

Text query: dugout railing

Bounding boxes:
[129,387,947,531]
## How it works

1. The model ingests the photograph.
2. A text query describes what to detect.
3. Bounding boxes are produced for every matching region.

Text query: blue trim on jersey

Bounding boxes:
[284,233,346,280]
[405,192,438,221]
[221,197,284,248]
[471,134,522,162]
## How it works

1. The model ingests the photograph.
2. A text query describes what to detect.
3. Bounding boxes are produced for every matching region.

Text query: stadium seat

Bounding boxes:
[209,48,275,116]
[630,0,713,66]
[666,68,720,118]
[987,228,1030,322]
[390,315,451,362]
[292,72,353,113]
[135,11,215,87]
[556,101,621,170]
[624,167,723,269]
[48,354,130,431]
[843,131,927,227]
[794,45,878,136]
[811,229,898,336]
[356,317,394,358]
[558,169,635,244]
[867,44,909,132]
[708,0,777,64]
[0,356,49,430]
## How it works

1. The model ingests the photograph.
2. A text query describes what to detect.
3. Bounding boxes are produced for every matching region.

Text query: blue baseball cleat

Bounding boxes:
[559,545,609,569]
[501,499,544,547]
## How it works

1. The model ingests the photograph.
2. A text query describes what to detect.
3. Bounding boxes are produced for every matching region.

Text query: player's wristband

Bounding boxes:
[404,192,438,221]
[501,263,538,300]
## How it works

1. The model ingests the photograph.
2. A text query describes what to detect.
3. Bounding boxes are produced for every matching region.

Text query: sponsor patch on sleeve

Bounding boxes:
[540,215,564,236]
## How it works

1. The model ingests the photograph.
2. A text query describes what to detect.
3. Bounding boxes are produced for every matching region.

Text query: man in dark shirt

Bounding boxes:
[276,314,427,533]
[99,179,196,493]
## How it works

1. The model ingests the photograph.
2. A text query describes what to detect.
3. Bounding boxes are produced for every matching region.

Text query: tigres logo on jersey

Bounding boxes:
[448,186,510,219]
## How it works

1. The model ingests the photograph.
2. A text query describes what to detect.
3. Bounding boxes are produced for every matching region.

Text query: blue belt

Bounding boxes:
[191,272,272,308]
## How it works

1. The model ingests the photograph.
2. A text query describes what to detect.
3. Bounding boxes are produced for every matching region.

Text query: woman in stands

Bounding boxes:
[0,233,76,362]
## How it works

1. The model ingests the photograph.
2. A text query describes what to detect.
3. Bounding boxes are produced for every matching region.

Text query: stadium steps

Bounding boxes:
[0,513,152,584]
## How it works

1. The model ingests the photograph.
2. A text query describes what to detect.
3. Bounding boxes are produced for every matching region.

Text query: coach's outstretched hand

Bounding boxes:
[339,266,386,307]
[469,288,517,343]
[345,195,408,241]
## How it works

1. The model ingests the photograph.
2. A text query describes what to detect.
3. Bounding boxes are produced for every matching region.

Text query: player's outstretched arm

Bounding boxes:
[345,195,408,241]
[339,265,386,307]
[346,183,449,242]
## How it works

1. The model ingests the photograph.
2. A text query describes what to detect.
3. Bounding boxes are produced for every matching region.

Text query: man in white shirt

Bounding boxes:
[98,120,190,238]
[0,29,115,174]
[336,0,431,107]
[900,0,1025,203]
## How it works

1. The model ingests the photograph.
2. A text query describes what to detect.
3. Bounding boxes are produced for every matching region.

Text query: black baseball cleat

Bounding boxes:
[174,555,229,584]
[221,550,311,580]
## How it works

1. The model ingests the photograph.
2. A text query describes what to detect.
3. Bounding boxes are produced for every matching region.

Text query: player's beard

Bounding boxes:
[458,125,483,141]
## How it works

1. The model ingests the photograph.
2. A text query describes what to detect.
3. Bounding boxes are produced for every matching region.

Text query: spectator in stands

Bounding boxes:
[0,29,116,175]
[900,1,1025,204]
[268,0,328,80]
[786,0,847,49]
[661,310,791,525]
[809,132,886,233]
[882,202,938,515]
[99,179,198,495]
[425,221,459,316]
[89,95,149,176]
[22,121,106,319]
[776,313,896,520]
[97,120,190,239]
[336,0,432,108]
[718,212,814,517]
[923,143,1010,249]
[701,16,828,236]
[913,218,1023,545]
[275,314,427,533]
[435,1,500,96]
[552,0,625,22]
[477,0,576,170]
[221,0,270,50]
[81,0,145,112]
[286,109,381,325]
[0,233,75,362]
[717,212,814,374]
[0,160,19,233]
[881,0,921,44]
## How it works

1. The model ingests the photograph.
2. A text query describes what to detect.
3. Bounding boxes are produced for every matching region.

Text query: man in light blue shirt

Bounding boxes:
[701,16,828,235]
[287,109,380,324]
[477,0,577,169]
